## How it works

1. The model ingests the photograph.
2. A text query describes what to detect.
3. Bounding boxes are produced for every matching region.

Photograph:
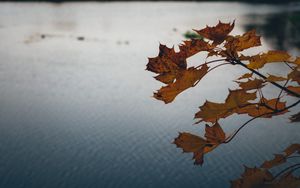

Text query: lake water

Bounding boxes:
[0,2,300,188]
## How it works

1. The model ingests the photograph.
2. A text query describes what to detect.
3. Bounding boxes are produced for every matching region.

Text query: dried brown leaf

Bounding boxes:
[195,21,235,45]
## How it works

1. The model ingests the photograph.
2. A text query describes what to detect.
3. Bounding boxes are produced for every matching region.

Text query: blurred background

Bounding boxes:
[0,1,299,188]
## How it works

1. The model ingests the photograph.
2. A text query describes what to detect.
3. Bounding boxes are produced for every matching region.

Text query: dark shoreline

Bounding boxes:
[0,0,299,4]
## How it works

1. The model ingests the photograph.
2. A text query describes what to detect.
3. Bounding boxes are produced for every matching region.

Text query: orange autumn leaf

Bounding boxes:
[205,122,226,145]
[147,40,211,76]
[154,72,177,84]
[266,74,287,82]
[294,57,300,65]
[225,29,261,52]
[195,89,257,123]
[284,144,300,156]
[232,167,300,188]
[237,73,253,80]
[270,174,300,188]
[238,98,288,118]
[231,166,273,188]
[246,51,291,69]
[154,65,209,104]
[178,39,212,58]
[260,143,300,169]
[195,21,235,45]
[147,44,186,74]
[147,40,212,102]
[174,122,226,165]
[173,132,206,153]
[173,132,207,165]
[233,143,300,188]
[236,78,265,91]
[261,154,286,169]
[287,86,300,95]
[288,68,300,84]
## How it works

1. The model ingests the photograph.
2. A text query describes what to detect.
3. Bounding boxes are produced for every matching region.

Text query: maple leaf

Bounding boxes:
[231,166,273,188]
[178,39,212,58]
[238,98,288,118]
[195,89,257,123]
[154,65,209,104]
[286,86,300,96]
[260,143,300,169]
[225,29,261,52]
[261,154,286,169]
[236,78,265,91]
[232,167,300,188]
[205,122,226,145]
[294,57,300,65]
[270,174,300,188]
[283,144,300,156]
[266,74,287,82]
[237,73,253,80]
[147,40,211,77]
[232,143,300,188]
[173,132,207,165]
[147,44,186,74]
[147,40,212,103]
[174,122,226,165]
[246,51,291,69]
[288,68,300,84]
[195,21,235,45]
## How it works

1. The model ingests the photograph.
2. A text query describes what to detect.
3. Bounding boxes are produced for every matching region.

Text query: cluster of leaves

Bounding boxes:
[231,144,300,188]
[146,21,300,166]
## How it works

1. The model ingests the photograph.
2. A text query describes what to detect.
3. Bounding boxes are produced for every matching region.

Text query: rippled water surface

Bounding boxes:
[0,2,300,188]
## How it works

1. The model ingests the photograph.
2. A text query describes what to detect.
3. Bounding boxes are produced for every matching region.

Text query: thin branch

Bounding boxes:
[271,163,300,181]
[258,88,263,100]
[206,58,228,65]
[284,61,295,71]
[224,114,266,143]
[224,98,300,143]
[194,63,231,86]
[275,79,289,110]
[234,59,300,98]
[195,58,227,69]
[284,98,300,111]
[207,63,231,74]
[260,103,276,111]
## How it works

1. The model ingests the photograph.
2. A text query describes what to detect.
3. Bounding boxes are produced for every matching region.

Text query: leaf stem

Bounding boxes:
[207,63,231,74]
[275,80,289,110]
[224,114,265,143]
[195,58,227,69]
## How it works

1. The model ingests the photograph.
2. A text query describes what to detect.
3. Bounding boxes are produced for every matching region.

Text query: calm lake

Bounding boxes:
[0,2,300,188]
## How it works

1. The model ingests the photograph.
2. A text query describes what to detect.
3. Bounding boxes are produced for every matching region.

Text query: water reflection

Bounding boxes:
[1,2,300,188]
[244,10,300,52]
